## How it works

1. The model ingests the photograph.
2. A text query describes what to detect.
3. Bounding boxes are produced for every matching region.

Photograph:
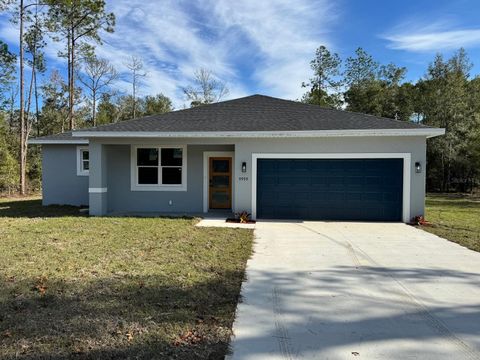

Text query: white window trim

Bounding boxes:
[130,145,187,192]
[202,151,235,213]
[76,146,90,176]
[251,153,411,223]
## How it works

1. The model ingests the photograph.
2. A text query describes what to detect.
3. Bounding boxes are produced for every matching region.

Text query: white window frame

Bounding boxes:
[251,153,411,223]
[76,146,90,176]
[130,145,187,191]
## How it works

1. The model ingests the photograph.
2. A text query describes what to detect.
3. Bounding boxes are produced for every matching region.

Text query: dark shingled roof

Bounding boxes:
[75,94,431,133]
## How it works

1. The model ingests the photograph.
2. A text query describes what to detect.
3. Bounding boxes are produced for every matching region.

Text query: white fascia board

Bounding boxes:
[426,128,446,138]
[28,139,89,145]
[72,128,445,138]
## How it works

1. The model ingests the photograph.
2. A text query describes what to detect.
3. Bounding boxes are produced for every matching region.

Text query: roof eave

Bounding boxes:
[72,128,446,139]
[28,139,89,145]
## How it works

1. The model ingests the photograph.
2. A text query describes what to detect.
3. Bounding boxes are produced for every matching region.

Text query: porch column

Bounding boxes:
[88,141,108,215]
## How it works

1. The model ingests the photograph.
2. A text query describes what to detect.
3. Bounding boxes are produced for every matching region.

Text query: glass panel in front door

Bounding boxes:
[212,159,230,173]
[209,158,231,209]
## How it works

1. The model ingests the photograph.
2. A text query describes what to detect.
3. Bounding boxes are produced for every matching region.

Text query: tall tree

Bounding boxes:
[144,93,173,115]
[301,45,342,108]
[0,112,18,194]
[420,49,475,191]
[46,0,115,130]
[39,70,70,134]
[23,2,46,136]
[344,47,378,86]
[95,92,117,124]
[77,55,117,125]
[125,55,145,119]
[343,47,407,119]
[18,0,26,194]
[0,32,17,194]
[182,68,229,107]
[7,0,48,194]
[0,40,16,105]
[95,93,173,124]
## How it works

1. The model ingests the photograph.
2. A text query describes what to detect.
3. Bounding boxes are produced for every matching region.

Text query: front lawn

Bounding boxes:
[422,194,480,252]
[0,197,253,359]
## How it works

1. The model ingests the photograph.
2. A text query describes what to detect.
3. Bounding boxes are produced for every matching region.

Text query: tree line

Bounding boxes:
[301,46,480,193]
[1,1,478,196]
[0,0,228,195]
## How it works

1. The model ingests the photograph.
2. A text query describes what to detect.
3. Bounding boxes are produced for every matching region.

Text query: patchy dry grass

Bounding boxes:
[422,194,480,252]
[0,197,253,359]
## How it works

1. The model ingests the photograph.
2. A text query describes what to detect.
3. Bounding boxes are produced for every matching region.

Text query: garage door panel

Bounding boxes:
[278,176,310,186]
[383,192,401,202]
[310,176,328,186]
[261,175,277,185]
[346,192,363,201]
[324,191,345,202]
[363,192,383,201]
[257,158,403,221]
[291,160,310,171]
[345,176,364,186]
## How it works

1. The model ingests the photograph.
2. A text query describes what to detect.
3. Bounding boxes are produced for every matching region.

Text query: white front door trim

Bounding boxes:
[203,151,235,213]
[251,153,411,222]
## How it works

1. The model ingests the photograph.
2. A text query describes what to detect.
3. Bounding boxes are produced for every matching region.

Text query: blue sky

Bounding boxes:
[1,0,480,108]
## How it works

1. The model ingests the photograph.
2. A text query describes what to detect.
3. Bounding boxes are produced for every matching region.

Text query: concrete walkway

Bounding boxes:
[228,221,480,360]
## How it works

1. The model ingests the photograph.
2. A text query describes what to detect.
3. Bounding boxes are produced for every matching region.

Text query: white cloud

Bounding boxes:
[383,20,480,52]
[0,0,339,107]
[208,0,337,99]
[97,0,339,105]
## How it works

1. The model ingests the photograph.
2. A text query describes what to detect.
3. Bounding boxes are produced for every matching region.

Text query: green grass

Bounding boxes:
[0,197,254,359]
[422,194,480,252]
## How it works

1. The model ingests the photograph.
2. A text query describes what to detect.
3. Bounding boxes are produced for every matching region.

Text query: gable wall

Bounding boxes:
[42,145,89,206]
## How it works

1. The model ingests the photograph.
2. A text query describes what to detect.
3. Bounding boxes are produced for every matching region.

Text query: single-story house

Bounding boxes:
[29,94,445,222]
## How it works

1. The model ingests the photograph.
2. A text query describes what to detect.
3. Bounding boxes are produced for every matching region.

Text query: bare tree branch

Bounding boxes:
[182,68,229,107]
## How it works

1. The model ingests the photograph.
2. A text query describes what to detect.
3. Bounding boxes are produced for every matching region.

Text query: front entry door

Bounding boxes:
[209,157,232,209]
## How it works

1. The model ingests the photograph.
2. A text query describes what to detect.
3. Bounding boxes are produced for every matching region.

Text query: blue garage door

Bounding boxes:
[257,158,403,221]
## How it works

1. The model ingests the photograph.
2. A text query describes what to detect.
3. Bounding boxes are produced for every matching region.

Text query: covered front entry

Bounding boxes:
[256,158,404,221]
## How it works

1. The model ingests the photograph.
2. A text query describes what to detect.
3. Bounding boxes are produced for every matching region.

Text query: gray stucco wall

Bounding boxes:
[42,144,89,206]
[232,136,427,221]
[105,144,234,214]
[86,136,428,221]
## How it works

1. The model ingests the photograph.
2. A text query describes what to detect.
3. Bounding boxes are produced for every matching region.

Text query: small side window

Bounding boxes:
[82,150,89,171]
[77,147,89,176]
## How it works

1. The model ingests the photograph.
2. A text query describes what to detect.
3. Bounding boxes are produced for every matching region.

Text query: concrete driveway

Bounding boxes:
[229,222,480,360]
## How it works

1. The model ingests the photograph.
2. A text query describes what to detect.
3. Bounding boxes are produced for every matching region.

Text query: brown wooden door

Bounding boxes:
[209,157,232,209]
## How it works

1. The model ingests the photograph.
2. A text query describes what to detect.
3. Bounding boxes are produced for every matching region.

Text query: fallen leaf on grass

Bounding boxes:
[33,276,48,296]
[173,329,205,347]
[126,332,134,341]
